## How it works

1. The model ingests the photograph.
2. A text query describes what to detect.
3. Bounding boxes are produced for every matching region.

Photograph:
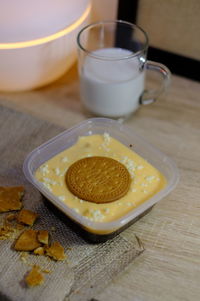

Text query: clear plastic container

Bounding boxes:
[23,118,179,242]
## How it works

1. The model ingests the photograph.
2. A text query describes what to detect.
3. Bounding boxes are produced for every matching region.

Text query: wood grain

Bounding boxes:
[0,64,200,301]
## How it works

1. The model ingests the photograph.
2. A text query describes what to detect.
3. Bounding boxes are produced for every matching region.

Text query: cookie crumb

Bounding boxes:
[14,229,41,251]
[20,252,29,263]
[25,265,44,287]
[17,209,38,226]
[46,242,66,261]
[42,269,51,274]
[34,247,45,256]
[0,224,16,240]
[38,230,49,245]
[0,186,24,212]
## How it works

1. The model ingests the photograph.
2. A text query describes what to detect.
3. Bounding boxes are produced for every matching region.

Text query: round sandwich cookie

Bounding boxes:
[65,156,131,203]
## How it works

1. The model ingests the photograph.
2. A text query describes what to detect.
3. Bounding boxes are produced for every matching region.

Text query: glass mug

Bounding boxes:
[77,20,171,118]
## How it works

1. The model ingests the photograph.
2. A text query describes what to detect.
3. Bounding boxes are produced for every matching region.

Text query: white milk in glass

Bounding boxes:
[80,48,145,117]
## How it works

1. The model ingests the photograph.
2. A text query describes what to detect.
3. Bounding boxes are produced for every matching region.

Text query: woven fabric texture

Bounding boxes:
[0,106,144,301]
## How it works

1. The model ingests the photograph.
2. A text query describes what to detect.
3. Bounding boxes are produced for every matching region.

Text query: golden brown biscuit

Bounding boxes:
[17,209,38,226]
[46,241,66,261]
[14,229,41,251]
[25,265,44,287]
[0,186,24,212]
[37,230,49,245]
[34,247,45,256]
[66,156,131,203]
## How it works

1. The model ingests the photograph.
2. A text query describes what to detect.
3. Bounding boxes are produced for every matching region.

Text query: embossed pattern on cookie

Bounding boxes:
[66,156,131,203]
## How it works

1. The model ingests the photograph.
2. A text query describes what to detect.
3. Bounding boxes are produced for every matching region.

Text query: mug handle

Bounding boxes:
[140,61,171,105]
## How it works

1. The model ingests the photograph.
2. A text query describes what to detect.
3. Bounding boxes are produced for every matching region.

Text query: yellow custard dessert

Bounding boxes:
[35,133,166,223]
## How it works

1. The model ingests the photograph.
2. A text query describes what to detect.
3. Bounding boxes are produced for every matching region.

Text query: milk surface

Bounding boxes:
[80,48,145,117]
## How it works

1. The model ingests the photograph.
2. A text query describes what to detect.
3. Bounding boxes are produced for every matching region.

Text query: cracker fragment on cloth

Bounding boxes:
[0,186,24,212]
[17,209,38,226]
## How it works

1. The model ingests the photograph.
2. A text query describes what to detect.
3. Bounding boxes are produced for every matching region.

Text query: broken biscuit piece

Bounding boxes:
[5,213,17,222]
[0,214,19,240]
[17,209,38,226]
[34,247,45,256]
[42,269,51,274]
[0,224,16,240]
[19,252,29,263]
[25,265,44,287]
[46,241,66,261]
[0,186,24,212]
[37,230,49,245]
[16,223,25,230]
[14,229,41,251]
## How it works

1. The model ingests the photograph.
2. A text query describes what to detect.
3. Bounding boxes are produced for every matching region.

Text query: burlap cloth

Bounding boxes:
[0,105,144,301]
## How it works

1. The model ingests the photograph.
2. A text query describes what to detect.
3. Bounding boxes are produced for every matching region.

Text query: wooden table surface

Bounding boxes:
[0,65,200,301]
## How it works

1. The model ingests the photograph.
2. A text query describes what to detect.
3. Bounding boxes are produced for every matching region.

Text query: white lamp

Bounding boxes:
[0,0,91,91]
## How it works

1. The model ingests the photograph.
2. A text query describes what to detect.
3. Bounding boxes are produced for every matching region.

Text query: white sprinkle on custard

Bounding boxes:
[103,208,110,214]
[103,132,111,144]
[83,209,105,221]
[61,156,68,163]
[145,175,155,182]
[43,177,58,186]
[39,164,49,175]
[54,167,61,176]
[43,182,52,192]
[120,156,136,178]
